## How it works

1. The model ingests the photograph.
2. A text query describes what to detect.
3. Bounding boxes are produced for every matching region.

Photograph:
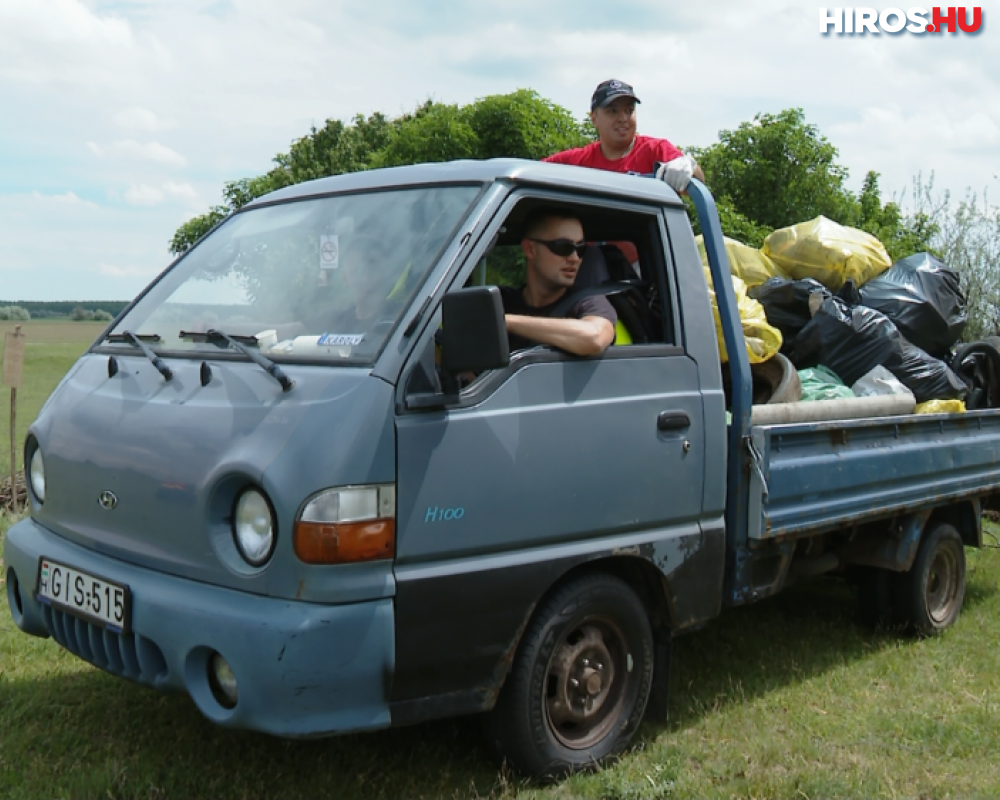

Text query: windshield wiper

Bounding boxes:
[106,331,173,381]
[178,330,261,346]
[179,329,294,392]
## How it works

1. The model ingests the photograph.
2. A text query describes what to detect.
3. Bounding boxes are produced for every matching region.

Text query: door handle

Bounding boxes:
[657,410,691,432]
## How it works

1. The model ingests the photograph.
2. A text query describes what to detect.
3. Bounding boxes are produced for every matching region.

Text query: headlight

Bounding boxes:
[29,447,45,504]
[232,489,276,567]
[294,484,395,564]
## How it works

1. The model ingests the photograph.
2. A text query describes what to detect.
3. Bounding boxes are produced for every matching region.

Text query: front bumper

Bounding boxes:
[3,517,393,737]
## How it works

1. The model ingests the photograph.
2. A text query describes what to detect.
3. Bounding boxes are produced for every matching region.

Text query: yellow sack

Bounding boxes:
[704,267,782,364]
[762,216,891,291]
[696,234,784,288]
[914,399,966,415]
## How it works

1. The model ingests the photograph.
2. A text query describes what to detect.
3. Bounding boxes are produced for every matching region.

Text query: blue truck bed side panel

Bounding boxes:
[750,411,1000,539]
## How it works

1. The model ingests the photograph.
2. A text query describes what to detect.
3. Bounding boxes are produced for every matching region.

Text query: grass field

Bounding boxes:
[0,320,103,477]
[3,514,1000,799]
[3,331,1000,798]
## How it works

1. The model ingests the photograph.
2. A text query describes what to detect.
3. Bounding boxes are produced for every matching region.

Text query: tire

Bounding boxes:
[983,335,1000,355]
[481,572,654,780]
[751,353,802,405]
[896,522,966,635]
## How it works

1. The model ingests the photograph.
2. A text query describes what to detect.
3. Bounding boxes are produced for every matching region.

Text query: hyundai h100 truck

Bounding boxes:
[6,160,1000,779]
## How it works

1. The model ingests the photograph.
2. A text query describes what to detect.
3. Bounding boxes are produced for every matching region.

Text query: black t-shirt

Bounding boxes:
[500,286,617,352]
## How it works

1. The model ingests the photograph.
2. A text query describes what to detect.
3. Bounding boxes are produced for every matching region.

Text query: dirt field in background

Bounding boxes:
[0,320,105,344]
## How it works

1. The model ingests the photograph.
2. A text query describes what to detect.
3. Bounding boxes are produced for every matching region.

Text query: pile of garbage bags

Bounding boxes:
[699,215,998,414]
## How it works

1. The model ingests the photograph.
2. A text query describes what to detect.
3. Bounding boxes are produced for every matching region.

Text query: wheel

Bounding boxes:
[896,522,966,635]
[481,572,654,780]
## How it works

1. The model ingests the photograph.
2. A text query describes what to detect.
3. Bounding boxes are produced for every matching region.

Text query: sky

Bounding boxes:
[0,0,997,301]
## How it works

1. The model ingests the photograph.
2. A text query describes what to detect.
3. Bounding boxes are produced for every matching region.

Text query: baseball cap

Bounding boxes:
[590,79,641,110]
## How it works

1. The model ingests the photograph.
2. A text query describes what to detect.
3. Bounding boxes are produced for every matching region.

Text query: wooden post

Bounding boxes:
[8,385,14,513]
[3,325,25,513]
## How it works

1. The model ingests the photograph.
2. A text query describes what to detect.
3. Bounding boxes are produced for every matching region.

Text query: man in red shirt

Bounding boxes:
[543,79,705,192]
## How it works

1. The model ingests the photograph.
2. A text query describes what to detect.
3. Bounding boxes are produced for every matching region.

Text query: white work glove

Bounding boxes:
[655,155,695,192]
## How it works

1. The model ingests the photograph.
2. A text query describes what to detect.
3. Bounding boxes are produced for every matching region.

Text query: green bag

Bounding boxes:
[798,365,855,402]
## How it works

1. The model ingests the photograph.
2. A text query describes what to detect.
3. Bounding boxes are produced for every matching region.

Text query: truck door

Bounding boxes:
[388,194,710,714]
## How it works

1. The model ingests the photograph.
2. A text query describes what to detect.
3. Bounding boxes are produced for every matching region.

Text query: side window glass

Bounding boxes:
[462,204,675,349]
[464,247,526,290]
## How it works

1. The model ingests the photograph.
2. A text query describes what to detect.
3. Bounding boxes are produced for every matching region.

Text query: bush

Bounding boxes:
[0,305,31,321]
[69,307,112,322]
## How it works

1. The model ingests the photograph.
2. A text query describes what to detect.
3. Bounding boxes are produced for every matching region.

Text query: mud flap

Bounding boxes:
[645,627,672,722]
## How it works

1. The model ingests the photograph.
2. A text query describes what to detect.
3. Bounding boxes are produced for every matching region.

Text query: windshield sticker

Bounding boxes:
[318,333,365,346]
[319,234,339,270]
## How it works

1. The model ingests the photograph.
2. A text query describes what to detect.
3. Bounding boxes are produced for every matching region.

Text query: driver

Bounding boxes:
[303,236,402,337]
[340,237,401,326]
[502,208,616,356]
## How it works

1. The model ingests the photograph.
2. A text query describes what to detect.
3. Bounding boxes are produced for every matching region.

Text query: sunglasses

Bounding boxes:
[530,238,588,258]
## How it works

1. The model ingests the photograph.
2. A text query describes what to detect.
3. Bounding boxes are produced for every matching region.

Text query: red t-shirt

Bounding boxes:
[543,135,684,174]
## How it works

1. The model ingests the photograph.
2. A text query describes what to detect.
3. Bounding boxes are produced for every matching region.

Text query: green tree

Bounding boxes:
[373,102,479,167]
[688,108,936,260]
[902,175,1000,341]
[690,108,855,231]
[464,89,591,160]
[170,91,589,255]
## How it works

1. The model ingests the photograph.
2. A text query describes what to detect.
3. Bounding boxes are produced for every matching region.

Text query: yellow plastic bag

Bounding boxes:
[704,267,783,363]
[762,216,891,291]
[914,399,966,414]
[696,235,784,288]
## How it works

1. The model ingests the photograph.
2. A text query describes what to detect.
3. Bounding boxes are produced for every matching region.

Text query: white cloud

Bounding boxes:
[122,181,200,206]
[124,184,165,205]
[31,190,97,209]
[89,140,187,166]
[113,107,175,132]
[163,182,198,201]
[0,0,171,87]
[832,107,1000,152]
[0,0,997,299]
[0,191,168,299]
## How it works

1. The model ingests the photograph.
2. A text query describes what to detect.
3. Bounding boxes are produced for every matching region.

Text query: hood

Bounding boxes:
[29,352,396,601]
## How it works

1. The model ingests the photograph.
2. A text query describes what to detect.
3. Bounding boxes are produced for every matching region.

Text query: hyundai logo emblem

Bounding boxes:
[98,491,118,511]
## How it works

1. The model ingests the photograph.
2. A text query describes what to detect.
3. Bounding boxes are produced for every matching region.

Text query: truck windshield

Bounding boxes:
[108,185,482,363]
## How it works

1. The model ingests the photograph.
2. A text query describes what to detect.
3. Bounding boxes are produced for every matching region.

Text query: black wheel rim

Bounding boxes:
[542,616,631,750]
[925,545,960,625]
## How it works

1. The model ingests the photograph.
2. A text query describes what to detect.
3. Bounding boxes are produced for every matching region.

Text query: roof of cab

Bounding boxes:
[244,157,684,209]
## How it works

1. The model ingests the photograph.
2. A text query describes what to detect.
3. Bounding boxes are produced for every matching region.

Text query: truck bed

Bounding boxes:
[746,410,1000,541]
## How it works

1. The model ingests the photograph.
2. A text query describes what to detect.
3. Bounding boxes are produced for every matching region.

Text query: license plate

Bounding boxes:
[36,558,131,633]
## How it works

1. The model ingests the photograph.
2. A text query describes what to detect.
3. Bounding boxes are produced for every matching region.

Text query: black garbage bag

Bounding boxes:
[858,252,966,358]
[749,277,831,352]
[836,279,862,306]
[790,297,967,402]
[951,342,1000,409]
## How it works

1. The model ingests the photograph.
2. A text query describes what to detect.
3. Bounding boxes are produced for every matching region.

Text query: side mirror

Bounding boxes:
[406,286,510,410]
[440,286,510,374]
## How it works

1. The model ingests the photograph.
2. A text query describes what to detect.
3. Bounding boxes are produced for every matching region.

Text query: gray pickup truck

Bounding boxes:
[6,159,1000,779]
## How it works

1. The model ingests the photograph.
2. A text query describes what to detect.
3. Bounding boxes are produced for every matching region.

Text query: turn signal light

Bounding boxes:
[293,519,395,564]
[294,484,395,565]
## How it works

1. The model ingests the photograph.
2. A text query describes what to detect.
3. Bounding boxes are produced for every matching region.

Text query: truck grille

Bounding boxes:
[41,606,168,685]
